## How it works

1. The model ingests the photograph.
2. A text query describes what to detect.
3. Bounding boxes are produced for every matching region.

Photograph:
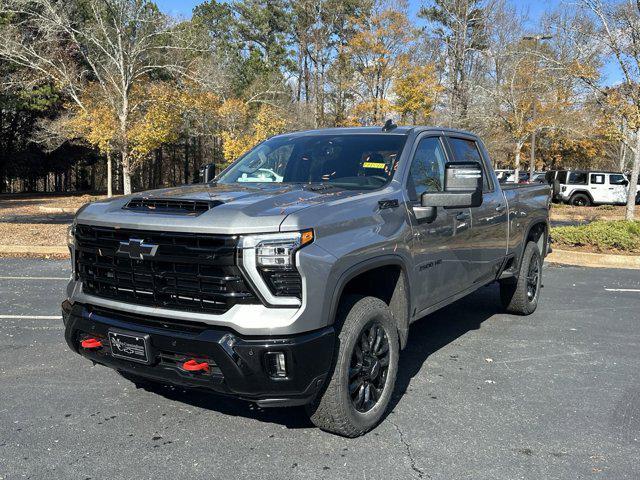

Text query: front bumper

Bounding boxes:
[62,300,334,407]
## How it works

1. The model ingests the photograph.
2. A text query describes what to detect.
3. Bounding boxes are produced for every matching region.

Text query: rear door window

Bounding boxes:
[590,174,605,185]
[568,172,588,185]
[447,137,492,191]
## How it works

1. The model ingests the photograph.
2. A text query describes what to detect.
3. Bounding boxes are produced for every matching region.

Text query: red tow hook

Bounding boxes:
[81,337,103,349]
[182,359,209,373]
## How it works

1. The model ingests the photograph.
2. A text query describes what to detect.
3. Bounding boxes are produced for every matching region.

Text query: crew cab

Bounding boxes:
[62,126,551,437]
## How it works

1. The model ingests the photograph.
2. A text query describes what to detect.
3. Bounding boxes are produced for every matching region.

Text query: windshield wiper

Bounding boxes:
[303,183,342,192]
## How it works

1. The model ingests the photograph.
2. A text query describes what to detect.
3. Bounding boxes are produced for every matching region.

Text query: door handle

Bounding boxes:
[455,211,470,221]
[495,204,506,213]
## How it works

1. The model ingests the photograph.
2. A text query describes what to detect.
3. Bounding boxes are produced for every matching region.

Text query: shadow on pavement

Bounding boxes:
[387,283,501,415]
[133,283,503,430]
[132,380,313,429]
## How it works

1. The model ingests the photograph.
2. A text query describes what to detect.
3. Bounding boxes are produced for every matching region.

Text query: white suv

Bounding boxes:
[559,171,637,206]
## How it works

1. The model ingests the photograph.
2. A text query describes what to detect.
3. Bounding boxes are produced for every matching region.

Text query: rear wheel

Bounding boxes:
[500,241,542,315]
[570,193,591,207]
[306,295,399,437]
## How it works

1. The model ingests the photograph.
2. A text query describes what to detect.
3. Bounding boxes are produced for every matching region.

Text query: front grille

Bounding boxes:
[75,225,258,314]
[123,197,222,215]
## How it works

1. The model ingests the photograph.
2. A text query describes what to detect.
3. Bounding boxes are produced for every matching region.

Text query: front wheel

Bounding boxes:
[306,295,399,437]
[499,241,543,315]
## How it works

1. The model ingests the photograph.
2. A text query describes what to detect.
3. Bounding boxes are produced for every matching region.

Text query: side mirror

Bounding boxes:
[199,163,216,183]
[421,162,483,209]
[622,180,629,187]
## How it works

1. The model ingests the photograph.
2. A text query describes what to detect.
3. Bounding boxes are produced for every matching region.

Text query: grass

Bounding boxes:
[551,220,640,253]
[0,194,103,247]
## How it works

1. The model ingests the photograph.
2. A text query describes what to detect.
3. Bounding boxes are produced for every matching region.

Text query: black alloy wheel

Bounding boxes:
[348,320,390,413]
[526,255,540,302]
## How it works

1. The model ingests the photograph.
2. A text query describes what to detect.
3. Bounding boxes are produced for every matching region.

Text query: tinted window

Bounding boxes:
[448,137,490,191]
[407,137,447,201]
[544,171,555,184]
[609,174,627,185]
[590,174,605,185]
[556,171,568,184]
[568,172,588,185]
[218,134,407,190]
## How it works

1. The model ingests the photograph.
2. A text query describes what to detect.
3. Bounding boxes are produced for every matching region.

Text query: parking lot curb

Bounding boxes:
[0,245,69,257]
[547,249,640,270]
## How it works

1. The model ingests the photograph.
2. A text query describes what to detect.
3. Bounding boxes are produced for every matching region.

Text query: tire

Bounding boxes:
[570,193,591,207]
[500,241,542,315]
[306,295,399,437]
[636,193,640,205]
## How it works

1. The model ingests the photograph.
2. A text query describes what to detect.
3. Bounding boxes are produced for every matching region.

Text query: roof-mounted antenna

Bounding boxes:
[382,119,397,132]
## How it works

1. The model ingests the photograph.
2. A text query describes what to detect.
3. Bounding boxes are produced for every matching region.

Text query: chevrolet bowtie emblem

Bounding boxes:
[116,238,159,260]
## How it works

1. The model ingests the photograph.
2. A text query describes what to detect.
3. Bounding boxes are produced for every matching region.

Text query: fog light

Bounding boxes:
[265,352,287,378]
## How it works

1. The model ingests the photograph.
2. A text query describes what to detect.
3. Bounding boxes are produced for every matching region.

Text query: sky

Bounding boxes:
[155,0,555,25]
[154,0,622,86]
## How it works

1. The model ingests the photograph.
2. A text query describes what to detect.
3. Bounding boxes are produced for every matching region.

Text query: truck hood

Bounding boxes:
[76,182,364,234]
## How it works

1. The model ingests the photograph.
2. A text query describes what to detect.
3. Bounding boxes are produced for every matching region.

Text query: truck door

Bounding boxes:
[589,173,606,203]
[446,136,508,286]
[404,135,468,310]
[608,174,629,204]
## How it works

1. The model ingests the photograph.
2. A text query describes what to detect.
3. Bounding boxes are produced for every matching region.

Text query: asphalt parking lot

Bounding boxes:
[0,258,639,480]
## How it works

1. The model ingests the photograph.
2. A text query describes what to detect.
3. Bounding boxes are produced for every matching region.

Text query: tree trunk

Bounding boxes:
[625,131,640,221]
[514,142,523,181]
[106,149,113,198]
[619,140,627,171]
[184,140,190,184]
[122,149,132,195]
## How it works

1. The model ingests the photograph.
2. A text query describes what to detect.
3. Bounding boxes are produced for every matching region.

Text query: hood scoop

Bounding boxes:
[123,197,223,216]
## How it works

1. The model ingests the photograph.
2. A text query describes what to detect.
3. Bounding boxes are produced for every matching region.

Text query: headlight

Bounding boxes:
[238,230,314,305]
[255,230,314,268]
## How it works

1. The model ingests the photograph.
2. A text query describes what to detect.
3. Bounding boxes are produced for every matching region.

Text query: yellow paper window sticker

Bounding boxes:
[362,162,386,169]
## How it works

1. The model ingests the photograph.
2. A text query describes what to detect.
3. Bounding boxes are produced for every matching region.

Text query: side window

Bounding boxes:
[590,174,604,185]
[609,174,627,185]
[407,137,447,201]
[568,172,588,185]
[448,137,491,191]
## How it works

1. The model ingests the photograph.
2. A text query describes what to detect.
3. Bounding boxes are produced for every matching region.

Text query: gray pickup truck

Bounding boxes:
[62,125,550,437]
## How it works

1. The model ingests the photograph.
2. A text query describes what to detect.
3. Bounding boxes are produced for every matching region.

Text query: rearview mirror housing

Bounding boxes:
[421,162,483,209]
[199,163,216,183]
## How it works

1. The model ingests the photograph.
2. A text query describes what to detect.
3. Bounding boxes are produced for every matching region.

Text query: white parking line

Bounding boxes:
[0,276,68,280]
[604,288,640,292]
[0,315,61,320]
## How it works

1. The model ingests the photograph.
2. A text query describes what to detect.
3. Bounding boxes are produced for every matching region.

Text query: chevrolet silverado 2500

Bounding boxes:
[62,126,551,437]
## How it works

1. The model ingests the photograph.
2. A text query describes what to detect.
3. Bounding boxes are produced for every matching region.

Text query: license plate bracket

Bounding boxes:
[108,330,151,364]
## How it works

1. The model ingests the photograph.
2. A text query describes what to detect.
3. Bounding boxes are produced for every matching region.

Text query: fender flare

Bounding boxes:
[518,219,549,269]
[568,190,594,204]
[327,255,412,348]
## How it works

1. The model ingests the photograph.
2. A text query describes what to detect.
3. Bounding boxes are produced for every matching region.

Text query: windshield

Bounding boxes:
[217,134,407,190]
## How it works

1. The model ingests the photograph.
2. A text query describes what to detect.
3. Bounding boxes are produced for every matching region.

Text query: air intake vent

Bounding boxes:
[124,197,222,215]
